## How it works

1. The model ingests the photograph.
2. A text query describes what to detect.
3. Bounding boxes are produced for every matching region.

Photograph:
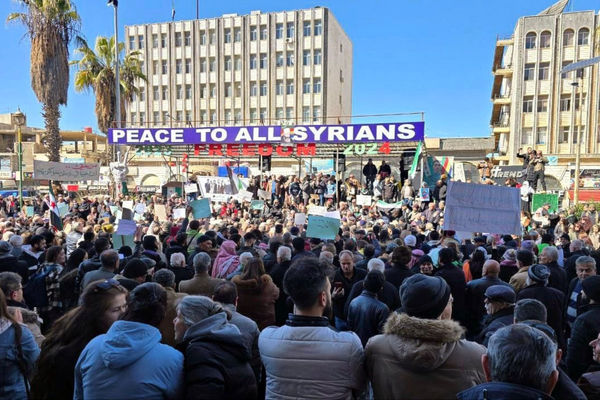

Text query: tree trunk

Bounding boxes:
[42,102,61,162]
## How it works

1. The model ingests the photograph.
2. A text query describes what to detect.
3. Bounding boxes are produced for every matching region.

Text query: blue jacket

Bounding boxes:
[0,321,39,400]
[458,381,554,400]
[74,320,183,400]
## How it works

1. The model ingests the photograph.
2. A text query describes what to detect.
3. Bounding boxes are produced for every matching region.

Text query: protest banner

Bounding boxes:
[443,181,521,235]
[173,208,186,220]
[115,219,137,236]
[306,215,340,241]
[376,200,403,210]
[294,213,307,226]
[57,203,69,217]
[33,160,100,181]
[251,200,265,210]
[531,193,559,214]
[113,234,136,251]
[356,194,372,206]
[190,199,212,219]
[257,189,270,200]
[154,204,167,221]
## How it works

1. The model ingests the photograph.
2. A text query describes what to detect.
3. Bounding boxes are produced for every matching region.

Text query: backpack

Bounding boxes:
[23,264,58,309]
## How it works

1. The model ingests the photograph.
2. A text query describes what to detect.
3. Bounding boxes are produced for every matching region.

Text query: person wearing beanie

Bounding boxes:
[346,270,390,347]
[567,275,600,382]
[365,274,486,400]
[122,258,151,283]
[476,285,516,346]
[435,247,468,327]
[515,264,566,349]
[509,249,535,293]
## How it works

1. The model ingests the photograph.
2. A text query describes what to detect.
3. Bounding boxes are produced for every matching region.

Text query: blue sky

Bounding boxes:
[1,0,598,138]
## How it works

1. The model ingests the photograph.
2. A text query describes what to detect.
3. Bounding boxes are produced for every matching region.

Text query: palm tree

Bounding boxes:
[71,35,146,133]
[7,0,80,162]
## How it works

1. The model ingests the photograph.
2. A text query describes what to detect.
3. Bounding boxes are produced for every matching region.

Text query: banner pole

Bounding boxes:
[335,145,340,207]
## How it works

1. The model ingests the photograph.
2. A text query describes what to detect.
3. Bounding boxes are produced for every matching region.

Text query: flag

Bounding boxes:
[226,163,247,195]
[46,182,63,231]
[409,142,423,179]
[171,0,176,20]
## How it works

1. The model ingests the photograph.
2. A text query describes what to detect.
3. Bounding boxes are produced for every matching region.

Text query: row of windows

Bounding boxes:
[128,20,323,50]
[522,94,585,113]
[521,126,586,145]
[129,106,321,125]
[523,62,585,81]
[524,27,590,49]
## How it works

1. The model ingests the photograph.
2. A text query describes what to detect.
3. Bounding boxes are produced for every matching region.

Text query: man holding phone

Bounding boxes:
[332,250,367,331]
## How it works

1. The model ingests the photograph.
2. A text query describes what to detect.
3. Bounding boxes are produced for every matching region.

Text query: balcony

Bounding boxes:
[492,121,510,134]
[496,34,514,47]
[493,64,513,76]
[492,94,511,105]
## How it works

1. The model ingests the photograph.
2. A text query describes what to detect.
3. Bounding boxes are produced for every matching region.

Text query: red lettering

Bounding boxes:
[208,144,223,156]
[296,143,316,156]
[276,145,293,156]
[258,144,273,156]
[226,144,240,157]
[242,144,257,156]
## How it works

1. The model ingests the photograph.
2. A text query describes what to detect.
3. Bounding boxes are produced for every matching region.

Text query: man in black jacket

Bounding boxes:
[436,248,467,326]
[362,159,377,193]
[539,246,568,294]
[347,270,390,347]
[332,250,367,331]
[565,239,588,282]
[384,246,414,290]
[477,285,516,346]
[0,241,29,284]
[567,275,600,382]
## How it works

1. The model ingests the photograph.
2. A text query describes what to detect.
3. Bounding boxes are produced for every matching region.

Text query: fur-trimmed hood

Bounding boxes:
[380,312,466,372]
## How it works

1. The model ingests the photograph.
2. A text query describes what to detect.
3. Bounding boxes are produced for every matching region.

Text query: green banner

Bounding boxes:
[531,193,559,214]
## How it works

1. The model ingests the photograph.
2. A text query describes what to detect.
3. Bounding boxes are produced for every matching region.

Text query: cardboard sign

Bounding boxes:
[134,213,145,222]
[190,198,212,219]
[173,208,186,220]
[251,200,265,210]
[33,160,100,181]
[443,181,521,235]
[356,194,372,206]
[154,204,167,221]
[307,205,327,216]
[184,183,198,194]
[115,219,137,236]
[306,215,340,241]
[122,200,134,211]
[294,213,307,226]
[258,189,271,200]
[420,188,430,202]
[237,190,253,202]
[109,205,119,215]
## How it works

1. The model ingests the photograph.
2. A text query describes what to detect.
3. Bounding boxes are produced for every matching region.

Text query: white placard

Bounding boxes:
[356,194,372,206]
[453,163,466,182]
[443,181,521,235]
[258,189,270,200]
[307,205,327,216]
[237,190,253,202]
[325,210,341,220]
[173,208,186,220]
[134,203,146,215]
[34,160,100,181]
[184,183,198,194]
[294,213,307,225]
[122,200,133,211]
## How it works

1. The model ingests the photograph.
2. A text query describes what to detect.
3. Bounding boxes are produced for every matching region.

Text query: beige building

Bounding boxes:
[491,0,600,190]
[124,7,352,129]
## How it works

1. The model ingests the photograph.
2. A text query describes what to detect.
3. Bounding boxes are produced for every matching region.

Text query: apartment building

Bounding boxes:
[491,0,600,182]
[124,7,352,130]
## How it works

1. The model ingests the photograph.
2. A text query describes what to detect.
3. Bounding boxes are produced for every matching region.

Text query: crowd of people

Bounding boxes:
[0,164,599,400]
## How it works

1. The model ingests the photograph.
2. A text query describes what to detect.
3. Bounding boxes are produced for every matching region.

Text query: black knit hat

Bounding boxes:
[582,276,600,303]
[528,264,551,283]
[400,274,451,319]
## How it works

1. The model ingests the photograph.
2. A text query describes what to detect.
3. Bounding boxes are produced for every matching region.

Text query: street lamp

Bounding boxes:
[108,0,120,131]
[13,108,25,211]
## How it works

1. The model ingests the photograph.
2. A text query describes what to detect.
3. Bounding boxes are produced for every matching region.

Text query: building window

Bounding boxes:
[200,59,207,73]
[525,32,536,49]
[313,78,321,93]
[540,31,551,48]
[152,60,159,75]
[234,110,241,124]
[303,21,311,36]
[260,53,267,69]
[184,31,191,46]
[576,68,585,79]
[578,28,590,45]
[175,111,183,124]
[287,22,295,38]
[286,107,293,120]
[563,29,574,46]
[561,61,571,79]
[175,59,182,74]
[260,81,267,96]
[201,111,207,124]
[209,57,215,72]
[314,49,322,65]
[276,80,284,95]
[260,108,267,124]
[130,112,136,125]
[185,111,191,124]
[539,63,549,80]
[153,111,159,125]
[224,28,231,43]
[185,59,191,74]
[211,112,216,124]
[185,85,192,100]
[162,86,168,100]
[250,55,257,69]
[522,97,534,113]
[286,52,295,67]
[234,28,241,42]
[129,35,135,49]
[276,107,284,120]
[537,96,548,112]
[250,26,257,41]
[159,60,167,74]
[209,29,215,44]
[225,83,232,97]
[276,52,284,67]
[225,110,232,124]
[260,25,267,40]
[139,112,145,125]
[200,31,206,45]
[200,85,206,99]
[303,79,311,94]
[536,127,547,145]
[162,111,169,125]
[314,20,322,35]
[225,56,232,71]
[559,126,570,143]
[286,80,294,95]
[250,109,257,124]
[560,95,571,111]
[161,33,167,48]
[210,84,216,98]
[235,84,241,97]
[313,106,320,123]
[175,32,182,47]
[153,86,159,101]
[152,34,158,48]
[303,50,311,66]
[139,87,145,102]
[233,56,240,71]
[524,63,535,81]
[575,94,586,110]
[521,128,532,145]
[250,83,257,97]
[302,106,310,123]
[276,23,283,39]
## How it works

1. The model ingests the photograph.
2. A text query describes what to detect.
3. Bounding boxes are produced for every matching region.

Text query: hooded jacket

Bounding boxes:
[365,312,486,400]
[232,274,279,330]
[0,320,39,400]
[178,312,257,400]
[74,320,183,400]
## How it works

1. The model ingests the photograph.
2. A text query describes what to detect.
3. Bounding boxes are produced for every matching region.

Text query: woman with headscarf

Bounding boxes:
[499,248,519,283]
[212,240,240,279]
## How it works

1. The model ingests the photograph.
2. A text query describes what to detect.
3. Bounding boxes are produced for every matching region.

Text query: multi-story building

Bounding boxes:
[490,0,600,191]
[124,7,352,130]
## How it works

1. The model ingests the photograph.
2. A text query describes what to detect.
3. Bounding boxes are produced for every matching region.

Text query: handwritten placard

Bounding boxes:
[237,190,253,202]
[122,201,133,211]
[443,181,521,235]
[115,219,137,236]
[251,200,265,210]
[184,183,198,194]
[294,213,307,226]
[307,205,327,216]
[173,208,186,220]
[306,215,340,241]
[33,160,100,181]
[190,199,211,219]
[154,204,167,221]
[113,234,135,250]
[356,194,372,206]
[25,206,34,217]
[134,203,146,215]
[258,189,270,200]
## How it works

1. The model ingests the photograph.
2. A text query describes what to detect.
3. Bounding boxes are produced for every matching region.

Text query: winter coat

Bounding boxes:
[0,255,29,285]
[347,291,390,347]
[384,264,414,290]
[458,382,554,400]
[363,163,377,178]
[499,259,519,283]
[344,279,400,319]
[178,272,224,297]
[269,260,292,326]
[465,276,511,338]
[435,263,467,326]
[259,314,366,399]
[222,304,262,384]
[567,304,600,382]
[517,284,566,349]
[509,265,530,292]
[232,274,279,330]
[332,267,368,321]
[178,313,257,400]
[0,320,39,400]
[159,287,187,347]
[544,261,568,295]
[66,231,83,258]
[74,320,183,400]
[477,307,514,347]
[365,312,486,400]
